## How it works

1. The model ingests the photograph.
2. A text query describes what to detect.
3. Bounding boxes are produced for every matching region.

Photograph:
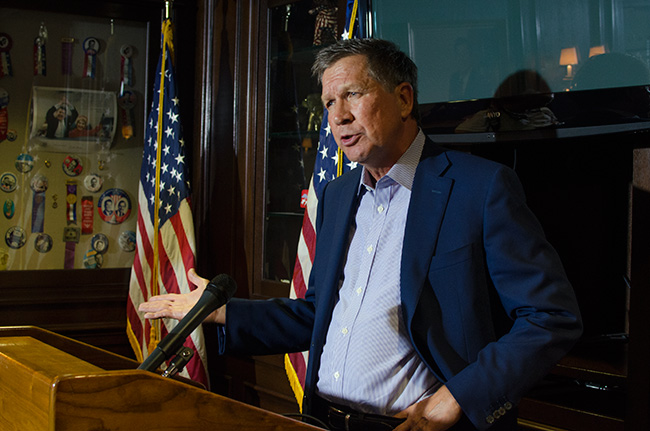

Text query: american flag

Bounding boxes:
[126,19,209,388]
[284,0,362,411]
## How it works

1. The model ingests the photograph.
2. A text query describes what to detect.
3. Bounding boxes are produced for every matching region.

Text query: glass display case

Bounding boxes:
[262,0,342,284]
[0,5,151,270]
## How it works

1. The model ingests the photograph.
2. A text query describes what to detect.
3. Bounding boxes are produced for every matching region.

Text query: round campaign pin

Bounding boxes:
[5,226,26,249]
[7,129,17,141]
[3,199,14,219]
[30,174,48,192]
[119,230,136,252]
[91,233,109,254]
[83,249,103,269]
[83,173,103,193]
[62,155,83,177]
[1,172,17,193]
[34,233,53,253]
[98,188,131,224]
[15,153,34,173]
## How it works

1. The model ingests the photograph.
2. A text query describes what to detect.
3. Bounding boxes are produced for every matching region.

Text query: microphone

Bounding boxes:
[138,273,237,373]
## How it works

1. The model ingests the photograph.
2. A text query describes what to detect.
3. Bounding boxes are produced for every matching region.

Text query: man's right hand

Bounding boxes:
[138,268,226,324]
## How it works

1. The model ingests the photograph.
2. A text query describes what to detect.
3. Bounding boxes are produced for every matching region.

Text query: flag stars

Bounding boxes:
[317,167,327,182]
[167,108,179,124]
[167,184,176,196]
[163,145,171,156]
[165,126,175,139]
[320,145,329,159]
[175,154,185,165]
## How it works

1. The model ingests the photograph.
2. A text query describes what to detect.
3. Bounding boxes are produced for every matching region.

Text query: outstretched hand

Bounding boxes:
[393,385,463,431]
[138,269,225,323]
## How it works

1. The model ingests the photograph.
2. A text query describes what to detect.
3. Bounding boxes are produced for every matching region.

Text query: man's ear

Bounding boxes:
[395,82,415,120]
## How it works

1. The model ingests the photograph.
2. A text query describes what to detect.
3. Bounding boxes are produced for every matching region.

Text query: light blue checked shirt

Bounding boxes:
[317,131,440,415]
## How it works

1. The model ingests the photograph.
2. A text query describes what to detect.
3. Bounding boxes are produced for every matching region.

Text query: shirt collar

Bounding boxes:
[358,129,426,193]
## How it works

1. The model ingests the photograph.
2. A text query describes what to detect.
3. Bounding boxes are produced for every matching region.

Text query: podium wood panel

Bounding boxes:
[0,326,320,431]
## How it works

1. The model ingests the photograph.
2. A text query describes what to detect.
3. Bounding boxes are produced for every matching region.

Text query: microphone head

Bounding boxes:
[206,273,237,303]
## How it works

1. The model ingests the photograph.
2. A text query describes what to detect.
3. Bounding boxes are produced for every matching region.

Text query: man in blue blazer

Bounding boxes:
[140,39,582,430]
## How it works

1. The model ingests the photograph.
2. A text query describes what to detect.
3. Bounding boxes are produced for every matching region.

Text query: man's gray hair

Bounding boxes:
[312,38,420,121]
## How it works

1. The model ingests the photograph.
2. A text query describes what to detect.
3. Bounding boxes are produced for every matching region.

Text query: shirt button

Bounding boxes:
[377,205,384,214]
[366,245,373,253]
[356,287,363,295]
[334,371,340,380]
[341,327,348,335]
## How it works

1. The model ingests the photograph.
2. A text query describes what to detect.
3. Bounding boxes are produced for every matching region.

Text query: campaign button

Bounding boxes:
[62,155,83,177]
[5,226,26,249]
[91,233,109,254]
[1,172,17,193]
[34,233,53,253]
[98,188,131,224]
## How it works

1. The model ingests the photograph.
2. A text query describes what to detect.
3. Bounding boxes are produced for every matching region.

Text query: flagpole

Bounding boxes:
[165,0,172,19]
[149,7,173,354]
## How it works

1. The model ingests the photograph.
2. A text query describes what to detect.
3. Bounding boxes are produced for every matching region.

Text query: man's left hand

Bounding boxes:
[393,385,463,431]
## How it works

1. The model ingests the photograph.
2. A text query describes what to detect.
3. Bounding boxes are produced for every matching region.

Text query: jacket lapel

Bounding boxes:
[400,141,453,327]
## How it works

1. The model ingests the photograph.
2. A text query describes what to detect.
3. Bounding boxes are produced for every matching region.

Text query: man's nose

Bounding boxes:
[331,103,353,125]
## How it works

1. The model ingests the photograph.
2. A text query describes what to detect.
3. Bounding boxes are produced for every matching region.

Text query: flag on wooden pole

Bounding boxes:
[126,18,209,388]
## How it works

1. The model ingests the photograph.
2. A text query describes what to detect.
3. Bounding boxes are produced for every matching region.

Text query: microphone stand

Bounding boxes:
[161,346,194,378]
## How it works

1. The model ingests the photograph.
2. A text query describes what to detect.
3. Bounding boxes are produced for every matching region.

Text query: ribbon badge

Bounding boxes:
[118,90,136,140]
[83,37,100,78]
[61,37,74,75]
[0,88,8,143]
[0,33,13,78]
[34,22,47,76]
[120,45,133,87]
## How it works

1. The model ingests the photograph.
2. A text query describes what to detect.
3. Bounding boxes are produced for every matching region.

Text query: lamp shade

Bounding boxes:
[560,47,578,65]
[589,45,606,57]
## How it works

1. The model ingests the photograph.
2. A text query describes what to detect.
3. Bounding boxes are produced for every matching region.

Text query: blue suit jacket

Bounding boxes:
[221,138,582,430]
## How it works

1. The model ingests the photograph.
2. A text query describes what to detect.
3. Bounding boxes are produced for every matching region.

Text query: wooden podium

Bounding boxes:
[0,326,321,430]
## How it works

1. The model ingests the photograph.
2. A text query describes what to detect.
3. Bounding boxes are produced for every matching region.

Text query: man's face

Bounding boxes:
[55,108,66,120]
[321,55,412,177]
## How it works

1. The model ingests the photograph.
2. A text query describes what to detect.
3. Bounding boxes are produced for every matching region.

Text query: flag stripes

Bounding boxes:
[126,18,209,388]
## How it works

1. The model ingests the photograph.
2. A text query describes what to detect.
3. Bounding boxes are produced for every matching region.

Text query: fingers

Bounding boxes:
[187,268,208,289]
[137,269,208,321]
[139,296,187,320]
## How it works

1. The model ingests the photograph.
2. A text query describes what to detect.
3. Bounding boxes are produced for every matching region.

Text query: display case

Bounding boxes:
[0,5,150,270]
[0,0,197,358]
[253,0,345,297]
